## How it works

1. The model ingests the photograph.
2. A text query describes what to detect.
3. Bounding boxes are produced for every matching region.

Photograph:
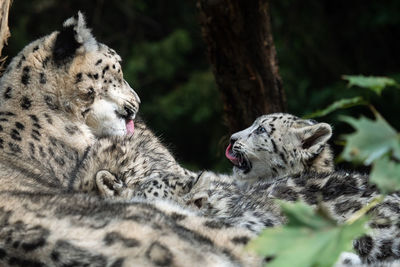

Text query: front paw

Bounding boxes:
[334,252,362,267]
[96,170,124,198]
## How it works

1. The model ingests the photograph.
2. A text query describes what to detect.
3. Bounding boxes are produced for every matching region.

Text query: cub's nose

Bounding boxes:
[229,136,238,146]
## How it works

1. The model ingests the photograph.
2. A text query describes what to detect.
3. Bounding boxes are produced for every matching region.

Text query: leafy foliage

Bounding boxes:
[342,75,398,95]
[249,202,368,267]
[251,76,400,266]
[370,155,400,193]
[340,113,400,165]
[339,76,400,193]
[304,96,366,119]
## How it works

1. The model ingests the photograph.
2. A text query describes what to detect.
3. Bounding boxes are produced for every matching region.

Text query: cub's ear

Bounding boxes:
[294,122,332,155]
[53,11,97,64]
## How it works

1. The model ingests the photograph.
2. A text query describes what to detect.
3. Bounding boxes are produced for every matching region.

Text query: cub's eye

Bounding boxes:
[255,126,267,134]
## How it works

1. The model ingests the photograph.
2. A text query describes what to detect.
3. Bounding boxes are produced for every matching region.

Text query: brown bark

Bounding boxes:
[197,0,286,133]
[0,0,11,61]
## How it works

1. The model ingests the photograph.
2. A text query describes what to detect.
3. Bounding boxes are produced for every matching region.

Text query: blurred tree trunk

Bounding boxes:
[0,0,11,59]
[197,0,286,133]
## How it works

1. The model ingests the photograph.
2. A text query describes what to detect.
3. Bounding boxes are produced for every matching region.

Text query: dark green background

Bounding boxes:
[5,0,400,171]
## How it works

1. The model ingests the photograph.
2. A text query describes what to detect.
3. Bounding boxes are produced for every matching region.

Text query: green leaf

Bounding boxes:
[303,96,366,119]
[370,155,400,194]
[279,201,335,229]
[342,75,397,95]
[340,112,400,165]
[249,227,334,267]
[314,218,367,267]
[248,201,368,267]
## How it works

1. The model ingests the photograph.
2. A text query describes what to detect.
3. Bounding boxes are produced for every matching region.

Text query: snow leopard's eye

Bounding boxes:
[255,126,267,134]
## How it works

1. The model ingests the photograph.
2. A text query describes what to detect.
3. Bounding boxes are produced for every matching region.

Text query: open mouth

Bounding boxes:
[225,144,251,173]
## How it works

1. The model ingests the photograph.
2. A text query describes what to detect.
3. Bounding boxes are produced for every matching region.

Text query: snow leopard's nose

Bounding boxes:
[229,136,238,146]
[230,127,249,145]
[124,80,141,104]
[124,106,134,118]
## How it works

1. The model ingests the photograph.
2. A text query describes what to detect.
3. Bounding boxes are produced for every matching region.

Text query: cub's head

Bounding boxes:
[1,12,140,137]
[225,113,333,182]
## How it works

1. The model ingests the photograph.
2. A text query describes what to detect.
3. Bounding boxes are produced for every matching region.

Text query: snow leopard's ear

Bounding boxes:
[294,122,332,156]
[53,11,97,65]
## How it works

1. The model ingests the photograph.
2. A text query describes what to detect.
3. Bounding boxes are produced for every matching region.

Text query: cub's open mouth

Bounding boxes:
[125,119,134,135]
[225,143,251,173]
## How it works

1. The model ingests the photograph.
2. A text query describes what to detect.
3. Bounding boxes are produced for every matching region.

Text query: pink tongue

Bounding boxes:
[225,144,240,165]
[126,120,135,135]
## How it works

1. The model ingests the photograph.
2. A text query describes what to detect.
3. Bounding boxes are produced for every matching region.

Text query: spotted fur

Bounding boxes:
[185,170,400,264]
[74,119,198,203]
